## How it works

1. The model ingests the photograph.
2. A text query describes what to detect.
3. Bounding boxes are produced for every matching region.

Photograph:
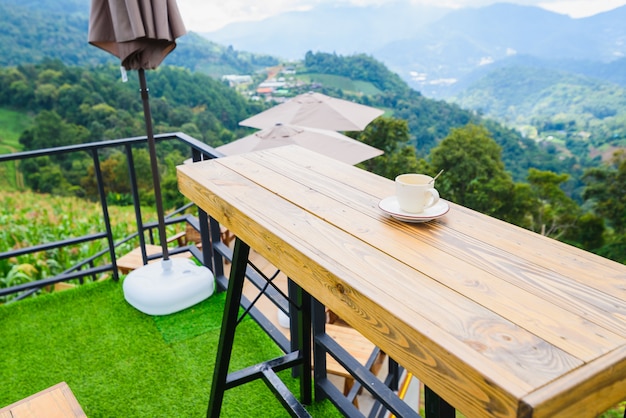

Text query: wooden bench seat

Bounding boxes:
[324,323,386,405]
[0,382,86,418]
[117,244,193,274]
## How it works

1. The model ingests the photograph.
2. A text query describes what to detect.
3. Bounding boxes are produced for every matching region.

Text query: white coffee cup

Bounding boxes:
[395,173,440,213]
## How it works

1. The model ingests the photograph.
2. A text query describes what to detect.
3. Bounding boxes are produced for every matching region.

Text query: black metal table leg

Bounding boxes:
[425,385,455,418]
[207,238,250,418]
[311,299,328,403]
[293,281,312,405]
[206,238,312,417]
[388,358,399,392]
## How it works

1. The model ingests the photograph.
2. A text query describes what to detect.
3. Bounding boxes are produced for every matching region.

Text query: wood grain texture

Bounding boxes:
[521,345,626,417]
[221,151,625,358]
[177,146,626,417]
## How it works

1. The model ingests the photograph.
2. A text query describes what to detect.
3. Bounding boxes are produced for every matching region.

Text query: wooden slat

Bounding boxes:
[521,345,626,418]
[241,149,626,336]
[324,324,382,379]
[116,244,192,274]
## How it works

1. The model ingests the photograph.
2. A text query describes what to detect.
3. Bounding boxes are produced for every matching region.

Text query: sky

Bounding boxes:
[177,0,626,32]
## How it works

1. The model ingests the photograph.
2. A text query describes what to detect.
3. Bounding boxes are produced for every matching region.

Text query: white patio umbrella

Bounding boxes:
[239,92,384,132]
[217,123,383,165]
[88,0,214,315]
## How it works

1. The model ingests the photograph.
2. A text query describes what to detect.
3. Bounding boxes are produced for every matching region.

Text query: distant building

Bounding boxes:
[258,81,287,89]
[256,87,274,96]
[222,75,253,87]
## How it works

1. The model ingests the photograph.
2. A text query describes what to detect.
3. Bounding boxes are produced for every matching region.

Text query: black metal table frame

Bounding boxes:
[206,237,455,418]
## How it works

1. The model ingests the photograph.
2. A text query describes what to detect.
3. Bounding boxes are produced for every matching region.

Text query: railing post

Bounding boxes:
[91,148,119,281]
[125,143,148,266]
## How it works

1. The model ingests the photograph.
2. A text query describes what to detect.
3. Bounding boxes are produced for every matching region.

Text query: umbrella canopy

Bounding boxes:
[239,92,384,132]
[217,123,383,165]
[89,0,186,70]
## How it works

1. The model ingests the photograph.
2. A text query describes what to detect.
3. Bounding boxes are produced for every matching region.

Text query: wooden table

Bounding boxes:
[177,145,626,417]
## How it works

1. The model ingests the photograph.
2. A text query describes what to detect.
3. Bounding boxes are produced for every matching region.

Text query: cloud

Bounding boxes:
[178,0,313,32]
[177,0,626,32]
[538,0,626,17]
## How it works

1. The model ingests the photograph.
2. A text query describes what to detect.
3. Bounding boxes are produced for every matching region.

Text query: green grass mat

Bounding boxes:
[0,280,341,417]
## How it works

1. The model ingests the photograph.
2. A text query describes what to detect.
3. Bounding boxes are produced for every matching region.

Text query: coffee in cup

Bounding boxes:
[395,173,440,213]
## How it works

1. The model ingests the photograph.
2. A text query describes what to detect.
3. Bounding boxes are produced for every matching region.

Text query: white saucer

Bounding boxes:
[378,196,450,223]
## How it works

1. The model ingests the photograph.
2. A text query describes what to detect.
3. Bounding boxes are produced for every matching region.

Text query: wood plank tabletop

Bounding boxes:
[177,145,626,418]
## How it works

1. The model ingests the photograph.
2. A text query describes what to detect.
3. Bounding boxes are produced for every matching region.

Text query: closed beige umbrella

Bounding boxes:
[88,0,187,264]
[217,123,383,165]
[239,92,384,132]
[88,0,214,316]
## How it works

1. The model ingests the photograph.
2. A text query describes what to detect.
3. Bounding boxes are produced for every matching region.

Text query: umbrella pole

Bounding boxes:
[138,68,170,263]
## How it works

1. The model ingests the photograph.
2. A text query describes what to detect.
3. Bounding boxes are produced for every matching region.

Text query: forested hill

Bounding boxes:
[448,63,626,181]
[0,0,278,75]
[302,52,570,182]
[0,61,260,144]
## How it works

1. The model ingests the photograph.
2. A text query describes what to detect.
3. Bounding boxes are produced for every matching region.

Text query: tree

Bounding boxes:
[21,110,86,151]
[161,150,187,210]
[357,117,423,179]
[21,156,69,194]
[583,150,626,234]
[428,124,529,222]
[526,168,582,240]
[582,150,626,262]
[9,79,34,108]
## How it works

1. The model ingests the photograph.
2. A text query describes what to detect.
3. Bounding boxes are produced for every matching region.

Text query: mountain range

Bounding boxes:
[203,2,626,98]
[2,0,625,176]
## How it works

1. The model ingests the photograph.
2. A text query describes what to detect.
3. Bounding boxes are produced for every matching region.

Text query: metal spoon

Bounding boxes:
[429,169,444,184]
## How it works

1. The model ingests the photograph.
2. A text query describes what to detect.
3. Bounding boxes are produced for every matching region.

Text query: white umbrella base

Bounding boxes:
[123,258,215,315]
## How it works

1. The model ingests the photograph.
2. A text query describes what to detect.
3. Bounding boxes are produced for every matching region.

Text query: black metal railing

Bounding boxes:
[0,132,223,300]
[0,131,293,351]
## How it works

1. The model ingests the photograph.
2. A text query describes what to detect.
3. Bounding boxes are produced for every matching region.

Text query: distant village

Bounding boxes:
[221,65,318,103]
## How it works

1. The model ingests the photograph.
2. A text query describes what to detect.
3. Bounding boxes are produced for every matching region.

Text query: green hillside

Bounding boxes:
[0,108,31,152]
[450,66,626,163]
[0,0,570,183]
[0,108,31,189]
[0,1,277,76]
[296,73,382,96]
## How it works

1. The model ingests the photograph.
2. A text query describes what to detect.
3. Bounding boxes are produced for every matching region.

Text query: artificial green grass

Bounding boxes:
[0,280,342,417]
